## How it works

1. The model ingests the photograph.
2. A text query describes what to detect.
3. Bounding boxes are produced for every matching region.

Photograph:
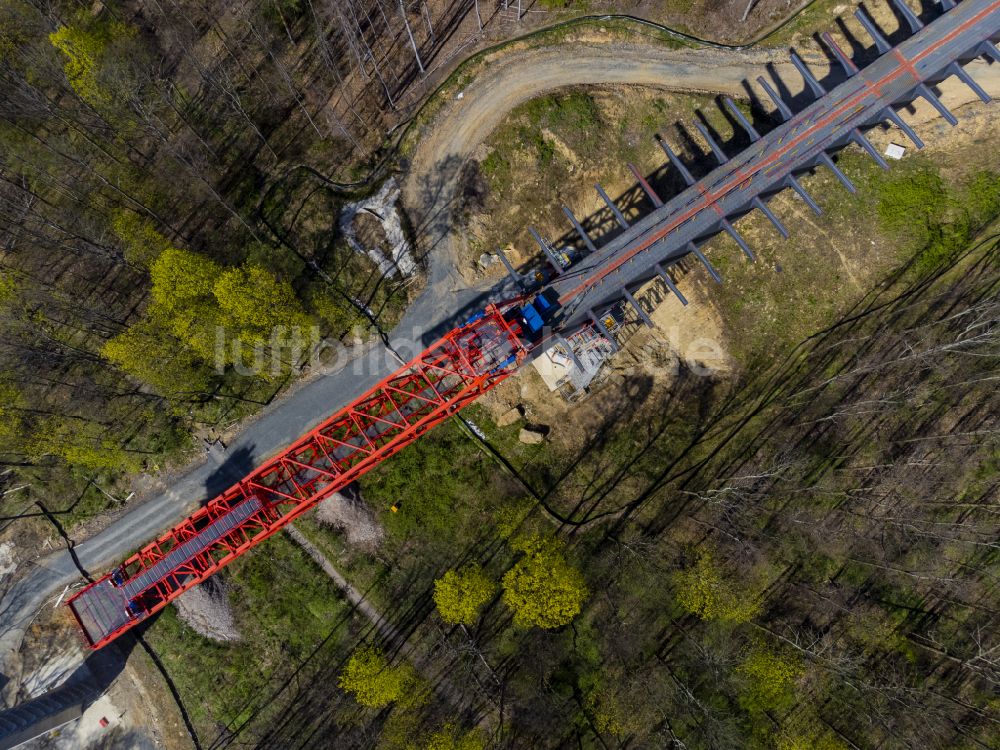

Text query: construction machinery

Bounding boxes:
[69,302,539,648]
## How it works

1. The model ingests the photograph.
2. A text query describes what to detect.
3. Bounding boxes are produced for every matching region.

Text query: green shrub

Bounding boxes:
[481,149,508,178]
[49,18,138,108]
[423,724,487,750]
[338,646,416,709]
[964,170,1000,225]
[736,644,803,714]
[433,564,497,625]
[502,535,588,628]
[672,550,761,623]
[874,164,947,248]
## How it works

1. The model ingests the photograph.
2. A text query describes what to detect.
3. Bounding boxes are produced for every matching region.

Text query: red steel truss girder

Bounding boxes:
[68,305,526,649]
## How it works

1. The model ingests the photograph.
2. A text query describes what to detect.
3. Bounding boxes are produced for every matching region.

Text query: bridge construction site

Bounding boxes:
[68,0,1000,650]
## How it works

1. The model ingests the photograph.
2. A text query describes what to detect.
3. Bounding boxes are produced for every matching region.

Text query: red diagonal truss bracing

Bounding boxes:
[67,305,526,649]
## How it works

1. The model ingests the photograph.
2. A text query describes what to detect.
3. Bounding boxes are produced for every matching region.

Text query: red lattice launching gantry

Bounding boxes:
[68,303,528,649]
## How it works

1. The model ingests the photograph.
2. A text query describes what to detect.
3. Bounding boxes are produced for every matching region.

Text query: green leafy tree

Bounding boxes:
[150,247,221,310]
[28,417,141,473]
[423,724,486,750]
[338,646,416,709]
[502,535,588,628]
[111,210,172,267]
[49,19,137,107]
[115,248,315,385]
[433,564,496,625]
[213,264,311,342]
[147,248,225,361]
[672,550,761,624]
[490,496,534,539]
[584,677,634,739]
[736,644,803,714]
[102,318,213,396]
[308,287,363,335]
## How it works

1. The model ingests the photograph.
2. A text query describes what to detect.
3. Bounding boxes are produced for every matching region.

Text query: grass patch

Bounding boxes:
[145,531,358,736]
[764,0,848,46]
[705,146,1000,365]
[362,417,510,552]
[469,86,720,276]
[520,91,602,133]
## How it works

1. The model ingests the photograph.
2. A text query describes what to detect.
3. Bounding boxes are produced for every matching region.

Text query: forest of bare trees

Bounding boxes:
[0,0,503,532]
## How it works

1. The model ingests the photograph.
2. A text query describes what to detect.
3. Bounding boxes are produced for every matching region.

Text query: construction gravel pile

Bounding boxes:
[173,578,240,642]
[314,490,384,550]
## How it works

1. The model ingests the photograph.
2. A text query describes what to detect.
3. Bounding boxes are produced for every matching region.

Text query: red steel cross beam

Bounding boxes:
[68,303,527,649]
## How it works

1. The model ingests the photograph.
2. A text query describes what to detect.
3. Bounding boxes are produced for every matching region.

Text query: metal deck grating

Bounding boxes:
[68,305,526,648]
[70,579,132,646]
[120,495,263,600]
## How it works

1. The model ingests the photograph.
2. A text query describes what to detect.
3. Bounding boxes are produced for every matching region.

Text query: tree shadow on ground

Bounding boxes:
[202,445,256,500]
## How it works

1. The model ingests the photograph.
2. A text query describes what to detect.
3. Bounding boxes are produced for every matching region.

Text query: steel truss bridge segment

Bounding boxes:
[68,306,527,649]
[532,0,1000,333]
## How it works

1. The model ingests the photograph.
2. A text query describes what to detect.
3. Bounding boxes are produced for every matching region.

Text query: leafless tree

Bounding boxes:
[398,0,425,74]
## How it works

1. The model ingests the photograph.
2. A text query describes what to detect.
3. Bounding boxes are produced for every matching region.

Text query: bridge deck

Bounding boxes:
[119,496,263,600]
[69,579,131,647]
[546,0,1000,329]
[67,306,527,649]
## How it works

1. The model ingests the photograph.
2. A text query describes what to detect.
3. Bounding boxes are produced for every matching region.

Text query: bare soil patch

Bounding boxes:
[353,212,393,261]
[5,604,191,750]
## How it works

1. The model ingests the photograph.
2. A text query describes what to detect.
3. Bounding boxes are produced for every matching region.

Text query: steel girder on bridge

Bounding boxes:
[68,307,526,649]
[536,0,1000,332]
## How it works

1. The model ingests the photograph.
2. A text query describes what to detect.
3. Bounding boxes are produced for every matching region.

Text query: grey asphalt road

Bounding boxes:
[2,23,997,679]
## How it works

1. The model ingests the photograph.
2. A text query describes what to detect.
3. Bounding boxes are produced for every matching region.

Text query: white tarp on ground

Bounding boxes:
[338,178,417,277]
[531,329,614,394]
[531,344,576,392]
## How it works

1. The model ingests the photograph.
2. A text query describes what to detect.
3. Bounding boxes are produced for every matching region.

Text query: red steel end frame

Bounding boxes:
[67,304,527,649]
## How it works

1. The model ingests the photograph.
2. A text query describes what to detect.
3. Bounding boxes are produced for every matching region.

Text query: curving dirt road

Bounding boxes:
[3,33,999,692]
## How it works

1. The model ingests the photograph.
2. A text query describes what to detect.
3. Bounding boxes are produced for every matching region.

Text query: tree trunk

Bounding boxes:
[397,0,425,74]
[420,0,434,42]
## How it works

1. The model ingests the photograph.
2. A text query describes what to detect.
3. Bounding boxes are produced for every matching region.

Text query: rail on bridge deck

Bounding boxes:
[68,0,1000,651]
